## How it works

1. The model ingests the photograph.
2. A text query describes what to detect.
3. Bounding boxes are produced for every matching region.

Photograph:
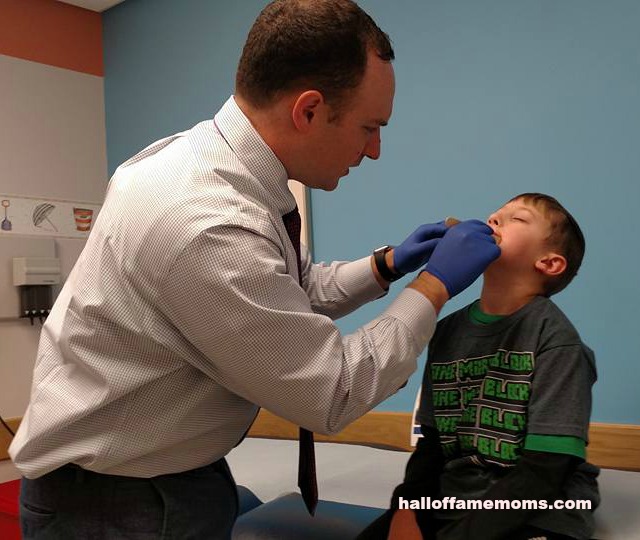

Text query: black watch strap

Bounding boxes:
[373,246,403,282]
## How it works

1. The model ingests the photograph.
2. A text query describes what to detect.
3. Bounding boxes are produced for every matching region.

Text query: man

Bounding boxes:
[10,1,499,538]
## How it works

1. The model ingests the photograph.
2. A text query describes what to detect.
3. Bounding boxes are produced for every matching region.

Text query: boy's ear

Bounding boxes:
[535,252,567,277]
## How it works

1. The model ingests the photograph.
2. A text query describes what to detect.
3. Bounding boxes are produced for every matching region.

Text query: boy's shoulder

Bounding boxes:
[531,296,587,349]
[434,296,587,349]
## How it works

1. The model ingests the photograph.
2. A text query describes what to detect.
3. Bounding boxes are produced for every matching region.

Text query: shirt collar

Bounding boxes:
[214,96,296,216]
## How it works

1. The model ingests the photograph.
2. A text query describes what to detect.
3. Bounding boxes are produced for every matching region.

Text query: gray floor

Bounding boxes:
[228,438,640,540]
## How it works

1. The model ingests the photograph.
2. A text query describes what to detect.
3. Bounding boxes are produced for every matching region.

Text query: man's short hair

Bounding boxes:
[510,193,585,296]
[236,0,394,116]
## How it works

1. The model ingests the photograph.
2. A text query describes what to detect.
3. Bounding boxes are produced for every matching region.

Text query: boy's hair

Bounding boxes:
[235,0,394,118]
[509,193,585,296]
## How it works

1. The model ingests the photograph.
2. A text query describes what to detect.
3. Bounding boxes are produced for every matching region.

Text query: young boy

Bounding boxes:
[358,193,599,540]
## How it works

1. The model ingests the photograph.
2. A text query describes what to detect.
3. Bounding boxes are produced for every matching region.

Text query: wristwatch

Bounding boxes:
[373,245,404,282]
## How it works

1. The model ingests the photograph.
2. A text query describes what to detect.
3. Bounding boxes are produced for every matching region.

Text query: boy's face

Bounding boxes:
[486,198,553,271]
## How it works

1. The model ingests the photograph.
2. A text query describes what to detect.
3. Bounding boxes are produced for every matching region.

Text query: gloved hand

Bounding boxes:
[424,219,500,297]
[393,222,448,275]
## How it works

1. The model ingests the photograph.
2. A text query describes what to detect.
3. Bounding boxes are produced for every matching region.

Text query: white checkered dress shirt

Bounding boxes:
[10,96,437,478]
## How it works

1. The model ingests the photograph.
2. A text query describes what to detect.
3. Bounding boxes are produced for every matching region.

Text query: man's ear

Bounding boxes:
[291,90,324,133]
[535,252,567,277]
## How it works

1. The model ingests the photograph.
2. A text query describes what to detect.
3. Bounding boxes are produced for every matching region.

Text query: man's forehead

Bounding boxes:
[355,54,394,120]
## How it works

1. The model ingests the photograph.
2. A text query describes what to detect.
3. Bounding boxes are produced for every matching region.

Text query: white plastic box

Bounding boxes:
[12,257,61,286]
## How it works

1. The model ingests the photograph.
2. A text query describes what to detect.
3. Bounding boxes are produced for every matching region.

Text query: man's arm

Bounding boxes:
[160,220,497,434]
[304,221,448,321]
[160,226,436,435]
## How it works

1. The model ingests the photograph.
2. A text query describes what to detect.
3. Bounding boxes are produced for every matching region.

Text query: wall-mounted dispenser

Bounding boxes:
[12,257,61,324]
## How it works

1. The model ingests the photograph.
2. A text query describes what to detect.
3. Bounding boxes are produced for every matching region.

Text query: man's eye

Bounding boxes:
[512,217,526,222]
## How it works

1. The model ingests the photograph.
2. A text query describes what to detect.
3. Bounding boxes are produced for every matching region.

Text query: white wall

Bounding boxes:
[0,53,107,417]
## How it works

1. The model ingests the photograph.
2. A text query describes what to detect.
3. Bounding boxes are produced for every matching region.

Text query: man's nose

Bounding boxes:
[487,215,500,229]
[363,129,381,160]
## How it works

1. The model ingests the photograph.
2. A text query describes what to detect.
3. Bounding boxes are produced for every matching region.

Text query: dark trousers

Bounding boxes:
[20,459,239,539]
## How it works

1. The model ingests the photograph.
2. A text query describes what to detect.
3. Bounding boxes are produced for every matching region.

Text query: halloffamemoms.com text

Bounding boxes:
[398,497,592,511]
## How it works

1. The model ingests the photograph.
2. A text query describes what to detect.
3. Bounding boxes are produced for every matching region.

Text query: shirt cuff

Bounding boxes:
[383,288,437,353]
[524,434,586,459]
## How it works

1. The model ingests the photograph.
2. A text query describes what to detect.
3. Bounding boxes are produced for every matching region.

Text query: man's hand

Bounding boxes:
[388,510,423,540]
[393,222,448,274]
[424,219,500,297]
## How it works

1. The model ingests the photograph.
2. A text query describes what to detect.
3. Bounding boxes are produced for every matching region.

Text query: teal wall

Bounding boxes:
[104,0,640,424]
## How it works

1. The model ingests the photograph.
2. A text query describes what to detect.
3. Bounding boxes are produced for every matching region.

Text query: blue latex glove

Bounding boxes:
[424,219,501,297]
[393,222,448,275]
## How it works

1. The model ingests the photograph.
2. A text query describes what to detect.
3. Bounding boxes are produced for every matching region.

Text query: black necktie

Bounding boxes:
[282,207,319,516]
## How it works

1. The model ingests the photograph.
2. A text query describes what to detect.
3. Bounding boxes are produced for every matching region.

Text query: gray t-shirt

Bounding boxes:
[417,296,599,539]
